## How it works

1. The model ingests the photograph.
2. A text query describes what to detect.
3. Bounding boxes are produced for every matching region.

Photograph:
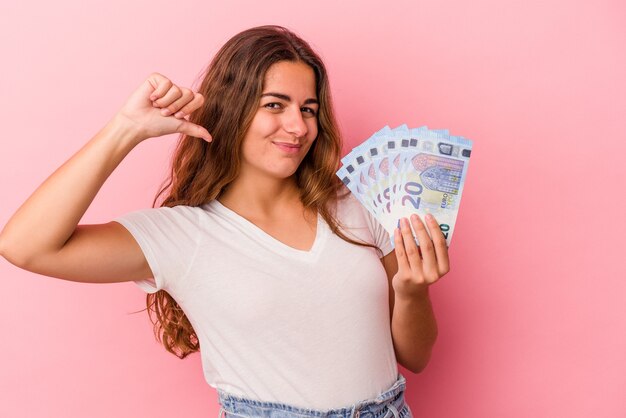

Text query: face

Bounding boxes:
[239,60,319,180]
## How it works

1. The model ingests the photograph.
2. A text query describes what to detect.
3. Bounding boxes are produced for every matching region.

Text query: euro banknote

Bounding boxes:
[336,124,473,249]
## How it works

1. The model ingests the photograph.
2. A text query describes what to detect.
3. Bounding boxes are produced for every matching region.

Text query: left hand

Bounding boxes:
[392,213,450,300]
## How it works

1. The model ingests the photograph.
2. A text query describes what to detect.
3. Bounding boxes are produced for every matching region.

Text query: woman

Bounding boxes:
[0,25,447,417]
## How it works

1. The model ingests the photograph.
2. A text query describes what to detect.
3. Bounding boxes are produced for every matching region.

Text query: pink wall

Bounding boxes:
[1,1,624,417]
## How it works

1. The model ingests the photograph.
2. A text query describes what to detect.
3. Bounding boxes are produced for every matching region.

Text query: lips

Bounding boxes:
[272,142,301,148]
[272,141,302,154]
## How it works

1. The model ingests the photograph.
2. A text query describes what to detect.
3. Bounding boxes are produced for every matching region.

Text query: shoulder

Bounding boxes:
[114,204,204,233]
[123,204,201,219]
[331,185,373,234]
[334,184,362,212]
[334,185,369,220]
[332,185,393,257]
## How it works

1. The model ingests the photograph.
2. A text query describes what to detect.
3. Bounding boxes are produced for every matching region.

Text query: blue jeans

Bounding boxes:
[217,372,413,418]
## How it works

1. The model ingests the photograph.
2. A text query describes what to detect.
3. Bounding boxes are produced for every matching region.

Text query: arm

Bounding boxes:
[383,251,438,373]
[0,73,211,281]
[0,116,140,267]
[382,213,450,373]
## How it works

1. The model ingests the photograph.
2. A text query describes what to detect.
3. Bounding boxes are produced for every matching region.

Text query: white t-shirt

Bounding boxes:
[113,190,398,410]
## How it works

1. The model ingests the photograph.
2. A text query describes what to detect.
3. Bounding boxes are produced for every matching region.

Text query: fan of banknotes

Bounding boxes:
[336,124,473,249]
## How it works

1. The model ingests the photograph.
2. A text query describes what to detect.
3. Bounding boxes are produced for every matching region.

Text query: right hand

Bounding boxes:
[114,72,212,143]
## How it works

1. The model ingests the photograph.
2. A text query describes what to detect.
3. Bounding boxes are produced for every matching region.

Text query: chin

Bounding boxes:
[272,165,302,179]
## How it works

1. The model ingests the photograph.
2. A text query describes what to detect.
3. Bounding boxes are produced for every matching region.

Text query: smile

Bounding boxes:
[272,142,302,154]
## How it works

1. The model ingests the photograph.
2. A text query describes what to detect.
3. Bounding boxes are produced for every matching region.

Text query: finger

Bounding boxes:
[175,120,213,143]
[400,217,423,272]
[149,75,173,102]
[155,85,184,115]
[160,87,194,117]
[410,214,438,277]
[393,225,412,274]
[424,213,451,274]
[173,92,205,119]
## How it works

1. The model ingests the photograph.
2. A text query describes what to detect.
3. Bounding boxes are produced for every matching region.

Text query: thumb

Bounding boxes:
[177,120,212,142]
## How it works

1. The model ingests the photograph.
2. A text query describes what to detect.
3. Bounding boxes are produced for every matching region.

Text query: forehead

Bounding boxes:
[262,61,317,96]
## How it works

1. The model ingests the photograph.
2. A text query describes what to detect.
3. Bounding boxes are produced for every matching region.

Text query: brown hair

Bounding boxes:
[141,25,382,359]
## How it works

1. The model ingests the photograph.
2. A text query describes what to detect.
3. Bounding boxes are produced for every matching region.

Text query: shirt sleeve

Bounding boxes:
[112,205,201,294]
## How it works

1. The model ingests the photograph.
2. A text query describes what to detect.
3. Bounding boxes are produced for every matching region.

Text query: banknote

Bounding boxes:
[337,124,473,249]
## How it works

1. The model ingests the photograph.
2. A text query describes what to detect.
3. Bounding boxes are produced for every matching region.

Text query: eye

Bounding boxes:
[264,102,283,110]
[302,107,317,116]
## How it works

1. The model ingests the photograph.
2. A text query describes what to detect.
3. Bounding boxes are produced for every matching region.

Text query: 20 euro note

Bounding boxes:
[337,124,473,250]
[385,132,473,249]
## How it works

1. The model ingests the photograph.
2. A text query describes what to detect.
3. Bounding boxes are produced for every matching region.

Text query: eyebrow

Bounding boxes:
[260,92,319,105]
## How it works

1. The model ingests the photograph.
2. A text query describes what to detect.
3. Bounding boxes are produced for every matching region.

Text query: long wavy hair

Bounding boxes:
[142,25,382,359]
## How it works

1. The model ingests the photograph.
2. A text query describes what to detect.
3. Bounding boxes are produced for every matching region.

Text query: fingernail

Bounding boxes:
[426,213,433,221]
[174,111,184,118]
[161,108,171,116]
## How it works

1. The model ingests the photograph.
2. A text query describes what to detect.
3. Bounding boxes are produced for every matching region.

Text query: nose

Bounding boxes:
[283,106,308,138]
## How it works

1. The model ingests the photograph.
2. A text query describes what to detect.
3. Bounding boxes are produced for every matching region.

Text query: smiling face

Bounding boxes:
[239,60,319,181]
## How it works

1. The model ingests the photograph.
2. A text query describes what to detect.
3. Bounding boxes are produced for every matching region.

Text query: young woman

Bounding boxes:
[0,25,448,417]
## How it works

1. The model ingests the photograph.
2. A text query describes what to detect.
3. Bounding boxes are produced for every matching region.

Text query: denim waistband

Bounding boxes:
[217,372,410,418]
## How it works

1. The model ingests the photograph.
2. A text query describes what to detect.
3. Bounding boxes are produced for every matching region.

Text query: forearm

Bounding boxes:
[0,115,141,264]
[391,288,438,373]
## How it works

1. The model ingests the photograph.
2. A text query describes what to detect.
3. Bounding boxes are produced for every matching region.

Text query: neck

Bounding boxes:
[217,171,303,220]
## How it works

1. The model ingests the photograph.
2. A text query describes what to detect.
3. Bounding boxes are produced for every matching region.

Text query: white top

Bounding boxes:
[113,190,398,410]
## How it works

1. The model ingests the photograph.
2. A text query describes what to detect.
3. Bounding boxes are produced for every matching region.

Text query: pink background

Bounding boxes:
[1,1,624,417]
